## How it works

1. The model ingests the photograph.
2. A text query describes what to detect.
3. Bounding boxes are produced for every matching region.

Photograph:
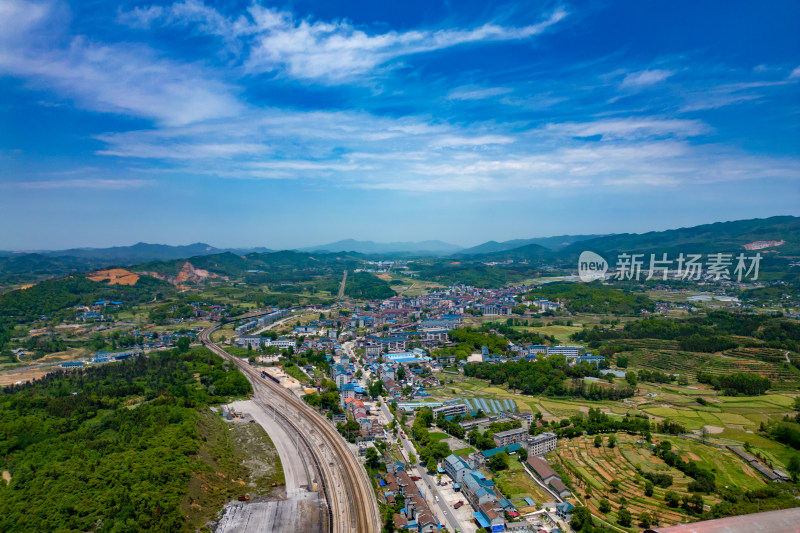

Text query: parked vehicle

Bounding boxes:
[454,501,464,509]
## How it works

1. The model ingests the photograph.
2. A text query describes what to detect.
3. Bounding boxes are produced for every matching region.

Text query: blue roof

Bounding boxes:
[498,497,515,510]
[481,442,522,458]
[524,497,535,506]
[473,512,491,528]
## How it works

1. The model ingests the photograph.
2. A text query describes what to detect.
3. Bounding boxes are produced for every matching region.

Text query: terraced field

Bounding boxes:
[619,339,800,389]
[553,434,767,528]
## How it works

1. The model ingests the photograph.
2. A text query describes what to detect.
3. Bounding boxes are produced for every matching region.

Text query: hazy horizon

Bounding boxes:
[2,0,799,250]
[2,213,798,252]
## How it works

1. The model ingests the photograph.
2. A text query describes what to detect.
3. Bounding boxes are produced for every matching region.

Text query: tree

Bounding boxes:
[787,454,800,483]
[609,479,620,492]
[638,511,652,528]
[617,507,632,527]
[176,337,191,353]
[409,452,417,465]
[517,446,528,462]
[569,506,593,531]
[644,480,654,497]
[487,452,509,472]
[665,491,680,507]
[365,447,381,470]
[426,457,437,473]
[396,366,406,382]
[607,434,617,448]
[690,493,704,512]
[594,435,602,448]
[598,498,611,513]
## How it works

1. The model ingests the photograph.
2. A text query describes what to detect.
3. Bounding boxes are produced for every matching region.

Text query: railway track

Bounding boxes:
[249,388,332,533]
[200,322,380,533]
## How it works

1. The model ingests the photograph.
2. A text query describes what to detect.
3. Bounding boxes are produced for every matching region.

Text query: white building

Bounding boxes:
[527,431,557,456]
[432,402,468,418]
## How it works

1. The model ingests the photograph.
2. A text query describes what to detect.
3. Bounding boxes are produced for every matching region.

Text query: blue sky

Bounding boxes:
[1,0,799,250]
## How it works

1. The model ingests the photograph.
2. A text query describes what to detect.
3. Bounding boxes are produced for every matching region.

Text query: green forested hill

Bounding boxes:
[0,347,251,532]
[558,216,800,258]
[527,281,655,315]
[0,274,175,352]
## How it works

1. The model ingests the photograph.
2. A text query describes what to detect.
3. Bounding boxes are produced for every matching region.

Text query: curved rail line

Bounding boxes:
[201,320,380,533]
[249,393,332,533]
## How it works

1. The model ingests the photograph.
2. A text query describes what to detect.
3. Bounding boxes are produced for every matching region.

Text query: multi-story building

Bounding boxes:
[432,402,468,419]
[492,427,528,447]
[546,345,582,358]
[443,454,471,483]
[527,431,557,457]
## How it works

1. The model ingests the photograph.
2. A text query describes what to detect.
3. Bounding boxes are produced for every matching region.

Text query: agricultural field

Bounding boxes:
[620,339,800,390]
[429,375,531,414]
[431,366,798,471]
[553,433,767,529]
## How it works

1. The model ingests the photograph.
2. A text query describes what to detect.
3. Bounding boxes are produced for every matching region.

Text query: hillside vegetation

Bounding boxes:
[0,347,252,532]
[527,282,656,315]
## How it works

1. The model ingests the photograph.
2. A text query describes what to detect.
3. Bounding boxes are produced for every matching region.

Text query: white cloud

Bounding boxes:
[431,135,514,148]
[620,69,674,89]
[446,86,513,100]
[0,0,242,126]
[789,65,800,79]
[90,105,799,194]
[13,178,151,189]
[119,1,567,83]
[543,117,710,140]
[244,6,567,81]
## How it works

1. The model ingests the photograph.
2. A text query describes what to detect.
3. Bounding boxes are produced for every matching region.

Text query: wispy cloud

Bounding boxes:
[246,5,568,82]
[11,178,151,189]
[446,86,514,100]
[89,106,799,194]
[620,69,674,89]
[0,0,242,126]
[119,1,567,83]
[543,117,710,140]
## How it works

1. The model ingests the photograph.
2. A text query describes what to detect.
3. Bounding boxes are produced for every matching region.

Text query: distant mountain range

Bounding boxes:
[3,242,273,265]
[299,239,464,255]
[456,234,604,256]
[1,216,797,289]
[557,215,800,259]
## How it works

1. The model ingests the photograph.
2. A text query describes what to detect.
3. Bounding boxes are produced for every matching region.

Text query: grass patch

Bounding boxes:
[183,411,284,530]
[453,447,475,456]
[491,459,552,503]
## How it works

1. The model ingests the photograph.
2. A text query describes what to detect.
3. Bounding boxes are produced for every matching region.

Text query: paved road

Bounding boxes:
[337,270,347,299]
[380,399,473,533]
[228,400,311,494]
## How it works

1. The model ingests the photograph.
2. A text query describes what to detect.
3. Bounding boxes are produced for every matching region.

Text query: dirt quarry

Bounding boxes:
[87,268,140,285]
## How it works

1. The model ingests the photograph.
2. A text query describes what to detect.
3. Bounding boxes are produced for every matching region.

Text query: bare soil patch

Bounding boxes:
[88,268,140,286]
